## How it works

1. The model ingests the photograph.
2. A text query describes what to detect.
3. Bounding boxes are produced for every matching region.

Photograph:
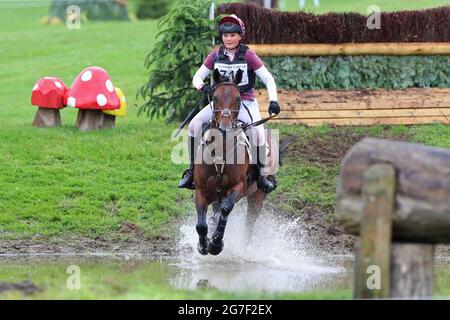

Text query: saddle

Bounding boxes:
[200,122,279,186]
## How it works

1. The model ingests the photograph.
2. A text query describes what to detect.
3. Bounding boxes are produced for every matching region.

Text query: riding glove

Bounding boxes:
[268,101,281,115]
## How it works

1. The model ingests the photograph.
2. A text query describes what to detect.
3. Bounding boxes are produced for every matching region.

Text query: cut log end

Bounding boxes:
[32,107,62,127]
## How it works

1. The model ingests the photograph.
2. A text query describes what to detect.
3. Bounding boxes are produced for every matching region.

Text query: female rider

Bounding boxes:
[178,14,281,193]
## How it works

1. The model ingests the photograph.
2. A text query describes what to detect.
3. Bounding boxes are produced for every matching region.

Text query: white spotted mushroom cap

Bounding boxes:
[65,66,120,110]
[31,77,67,109]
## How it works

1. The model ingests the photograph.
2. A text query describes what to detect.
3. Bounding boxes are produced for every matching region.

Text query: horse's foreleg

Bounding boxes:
[246,189,266,245]
[208,182,243,255]
[195,191,209,255]
[208,201,221,231]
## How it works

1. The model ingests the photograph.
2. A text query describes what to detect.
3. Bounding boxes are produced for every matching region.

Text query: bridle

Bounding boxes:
[202,80,277,193]
[208,82,242,130]
[206,81,277,131]
[203,81,248,193]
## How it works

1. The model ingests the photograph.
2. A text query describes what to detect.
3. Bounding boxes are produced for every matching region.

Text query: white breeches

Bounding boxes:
[188,99,266,146]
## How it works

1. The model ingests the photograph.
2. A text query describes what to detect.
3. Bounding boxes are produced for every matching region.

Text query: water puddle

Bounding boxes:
[174,203,352,292]
[1,203,448,298]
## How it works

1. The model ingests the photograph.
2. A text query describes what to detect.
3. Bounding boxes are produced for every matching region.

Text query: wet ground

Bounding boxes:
[1,128,448,298]
[0,254,353,297]
[1,204,449,298]
[0,205,354,298]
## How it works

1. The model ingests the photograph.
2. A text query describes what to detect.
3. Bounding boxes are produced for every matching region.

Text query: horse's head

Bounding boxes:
[211,68,242,134]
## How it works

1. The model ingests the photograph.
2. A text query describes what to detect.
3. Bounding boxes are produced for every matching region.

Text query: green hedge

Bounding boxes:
[259,56,450,90]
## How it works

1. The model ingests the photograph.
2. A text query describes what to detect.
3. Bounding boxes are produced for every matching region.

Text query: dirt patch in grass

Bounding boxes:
[0,280,42,295]
[282,127,413,167]
[276,127,415,254]
[0,234,176,258]
[292,203,356,254]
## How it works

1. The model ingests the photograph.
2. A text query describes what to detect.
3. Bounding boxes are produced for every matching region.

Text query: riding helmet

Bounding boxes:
[218,14,246,37]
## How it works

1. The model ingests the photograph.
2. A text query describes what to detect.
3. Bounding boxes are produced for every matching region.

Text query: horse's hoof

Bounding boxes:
[207,239,224,256]
[197,242,208,255]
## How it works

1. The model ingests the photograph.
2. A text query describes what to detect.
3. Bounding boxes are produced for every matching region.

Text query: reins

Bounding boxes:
[204,82,277,194]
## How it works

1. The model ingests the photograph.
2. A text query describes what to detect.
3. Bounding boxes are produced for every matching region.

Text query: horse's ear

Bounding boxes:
[234,69,243,85]
[213,68,221,84]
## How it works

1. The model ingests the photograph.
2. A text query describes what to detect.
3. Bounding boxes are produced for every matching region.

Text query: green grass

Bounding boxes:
[271,123,450,215]
[1,0,450,243]
[0,4,193,238]
[0,1,449,300]
[1,0,449,239]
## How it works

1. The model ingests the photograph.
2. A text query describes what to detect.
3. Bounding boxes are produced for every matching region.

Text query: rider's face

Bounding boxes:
[222,33,242,50]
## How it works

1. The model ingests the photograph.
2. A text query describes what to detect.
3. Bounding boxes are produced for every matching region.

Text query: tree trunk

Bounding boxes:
[76,109,105,131]
[32,107,61,127]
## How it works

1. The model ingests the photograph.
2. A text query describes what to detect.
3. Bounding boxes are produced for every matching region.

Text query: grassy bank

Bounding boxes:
[1,1,449,239]
[0,4,194,239]
[0,1,449,299]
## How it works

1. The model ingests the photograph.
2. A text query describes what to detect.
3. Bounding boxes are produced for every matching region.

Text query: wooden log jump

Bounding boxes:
[257,88,450,126]
[246,43,450,56]
[336,138,450,298]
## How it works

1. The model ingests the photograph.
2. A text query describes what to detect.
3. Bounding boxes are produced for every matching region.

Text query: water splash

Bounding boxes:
[172,201,351,293]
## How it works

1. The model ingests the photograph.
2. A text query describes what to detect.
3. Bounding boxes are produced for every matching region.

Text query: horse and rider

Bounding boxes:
[178,14,282,255]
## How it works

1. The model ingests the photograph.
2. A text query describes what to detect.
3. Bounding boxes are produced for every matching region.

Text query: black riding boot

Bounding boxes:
[178,136,196,189]
[256,145,276,193]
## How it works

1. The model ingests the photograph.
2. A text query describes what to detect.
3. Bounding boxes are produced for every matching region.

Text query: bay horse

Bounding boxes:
[193,68,275,256]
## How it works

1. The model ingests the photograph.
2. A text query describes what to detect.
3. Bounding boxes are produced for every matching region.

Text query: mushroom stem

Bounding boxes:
[102,114,116,129]
[33,107,62,127]
[76,109,105,131]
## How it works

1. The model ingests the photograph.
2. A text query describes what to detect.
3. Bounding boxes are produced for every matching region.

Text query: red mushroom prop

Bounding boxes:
[31,77,67,127]
[66,66,120,131]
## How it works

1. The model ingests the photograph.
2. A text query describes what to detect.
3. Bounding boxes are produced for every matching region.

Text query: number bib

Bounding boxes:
[213,62,249,86]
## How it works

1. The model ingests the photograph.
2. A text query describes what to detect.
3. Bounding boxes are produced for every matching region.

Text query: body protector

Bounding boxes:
[212,44,256,94]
